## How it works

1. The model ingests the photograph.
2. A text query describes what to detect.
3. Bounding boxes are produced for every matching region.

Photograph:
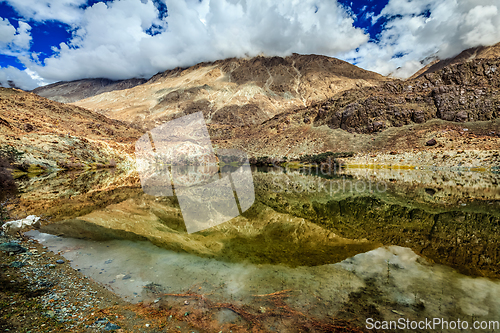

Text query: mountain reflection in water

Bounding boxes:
[12,166,500,330]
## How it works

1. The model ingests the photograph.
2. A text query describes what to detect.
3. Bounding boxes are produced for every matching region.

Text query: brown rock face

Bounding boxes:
[308,58,500,133]
[207,56,500,159]
[0,156,17,201]
[0,88,142,170]
[32,78,147,103]
[415,41,500,78]
[73,54,387,130]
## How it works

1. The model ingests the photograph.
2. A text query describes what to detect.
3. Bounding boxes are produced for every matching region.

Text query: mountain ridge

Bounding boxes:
[71,53,387,130]
[0,88,142,172]
[208,56,500,160]
[32,78,147,103]
[411,41,500,79]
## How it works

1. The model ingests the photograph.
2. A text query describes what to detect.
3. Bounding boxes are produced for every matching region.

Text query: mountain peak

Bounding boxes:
[32,78,147,103]
[412,41,500,79]
[71,54,388,130]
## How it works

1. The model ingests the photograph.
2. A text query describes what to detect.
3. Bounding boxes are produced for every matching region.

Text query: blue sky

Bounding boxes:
[1,0,499,89]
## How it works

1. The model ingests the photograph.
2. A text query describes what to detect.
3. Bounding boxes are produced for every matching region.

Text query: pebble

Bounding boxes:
[104,323,121,331]
[0,233,112,332]
[10,261,25,268]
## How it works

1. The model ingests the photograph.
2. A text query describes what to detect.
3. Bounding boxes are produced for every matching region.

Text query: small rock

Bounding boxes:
[426,138,437,146]
[0,242,27,254]
[184,300,189,305]
[24,123,35,132]
[392,310,404,316]
[92,316,105,324]
[45,310,55,318]
[56,259,65,264]
[9,261,25,268]
[425,188,436,196]
[104,323,121,331]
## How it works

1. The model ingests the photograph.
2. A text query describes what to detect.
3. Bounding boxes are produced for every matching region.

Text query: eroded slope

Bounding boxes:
[73,54,386,130]
[0,88,143,171]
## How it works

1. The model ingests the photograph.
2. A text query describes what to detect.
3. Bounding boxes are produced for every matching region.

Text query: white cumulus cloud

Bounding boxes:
[24,0,369,82]
[0,18,32,52]
[344,0,500,78]
[3,0,500,88]
[1,0,87,25]
[0,66,41,90]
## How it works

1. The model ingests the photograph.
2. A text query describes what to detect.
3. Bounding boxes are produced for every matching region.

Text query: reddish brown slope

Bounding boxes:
[0,88,143,171]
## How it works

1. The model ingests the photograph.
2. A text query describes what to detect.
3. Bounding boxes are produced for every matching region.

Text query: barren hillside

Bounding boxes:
[210,57,500,164]
[32,78,147,103]
[0,88,143,172]
[73,54,387,130]
[411,41,500,78]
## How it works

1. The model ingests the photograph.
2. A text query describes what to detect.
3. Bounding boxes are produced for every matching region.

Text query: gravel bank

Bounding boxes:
[0,232,200,333]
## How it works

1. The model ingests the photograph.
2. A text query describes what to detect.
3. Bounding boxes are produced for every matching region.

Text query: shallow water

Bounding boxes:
[14,167,500,331]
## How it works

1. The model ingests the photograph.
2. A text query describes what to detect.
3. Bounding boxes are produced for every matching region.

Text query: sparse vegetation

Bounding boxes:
[0,145,24,164]
[299,151,354,164]
[249,156,285,166]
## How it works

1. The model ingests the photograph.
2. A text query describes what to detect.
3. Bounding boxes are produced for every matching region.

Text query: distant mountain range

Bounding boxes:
[32,42,500,106]
[32,78,147,103]
[67,54,387,130]
[0,42,497,172]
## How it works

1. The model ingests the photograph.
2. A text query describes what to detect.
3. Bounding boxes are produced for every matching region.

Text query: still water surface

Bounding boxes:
[15,166,500,331]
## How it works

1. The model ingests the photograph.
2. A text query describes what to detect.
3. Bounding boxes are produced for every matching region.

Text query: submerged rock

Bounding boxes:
[104,323,121,331]
[0,242,27,254]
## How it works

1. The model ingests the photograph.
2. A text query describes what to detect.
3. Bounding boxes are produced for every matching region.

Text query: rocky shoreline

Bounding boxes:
[0,232,201,332]
[1,229,367,333]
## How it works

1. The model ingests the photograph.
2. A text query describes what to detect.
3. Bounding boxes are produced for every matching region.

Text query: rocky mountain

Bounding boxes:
[32,78,147,103]
[24,51,500,166]
[72,54,387,130]
[210,57,500,160]
[0,88,143,172]
[411,41,500,78]
[311,58,500,133]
